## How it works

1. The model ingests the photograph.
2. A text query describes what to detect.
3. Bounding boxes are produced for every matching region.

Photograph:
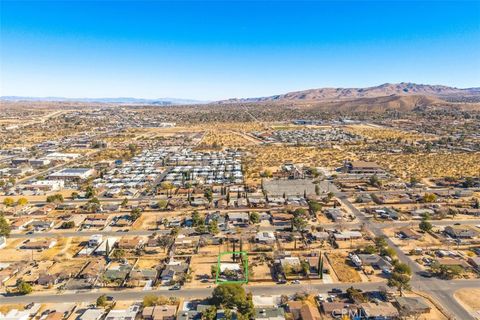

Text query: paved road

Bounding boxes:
[2,279,478,308]
[8,229,165,239]
[0,281,386,304]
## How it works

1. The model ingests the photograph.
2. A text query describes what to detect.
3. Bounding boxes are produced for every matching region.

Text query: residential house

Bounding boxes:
[326,208,345,222]
[445,226,478,239]
[271,213,293,228]
[345,161,384,174]
[79,260,106,283]
[78,309,105,320]
[22,239,56,250]
[104,304,140,320]
[104,264,132,283]
[160,260,189,285]
[228,212,249,227]
[27,220,54,231]
[254,308,285,320]
[359,302,399,319]
[255,231,276,245]
[355,254,392,270]
[394,296,431,317]
[320,302,358,318]
[299,304,321,320]
[397,227,422,240]
[83,214,109,229]
[37,273,58,286]
[142,305,177,320]
[333,231,362,241]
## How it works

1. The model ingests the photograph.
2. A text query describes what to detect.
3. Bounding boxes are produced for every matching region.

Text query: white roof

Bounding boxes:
[220,263,242,272]
[252,295,282,307]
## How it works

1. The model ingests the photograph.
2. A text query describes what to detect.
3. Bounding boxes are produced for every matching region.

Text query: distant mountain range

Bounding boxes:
[221,82,480,103]
[0,96,208,105]
[2,83,480,107]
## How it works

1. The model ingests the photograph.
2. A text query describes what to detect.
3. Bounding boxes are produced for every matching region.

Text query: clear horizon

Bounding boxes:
[1,1,479,100]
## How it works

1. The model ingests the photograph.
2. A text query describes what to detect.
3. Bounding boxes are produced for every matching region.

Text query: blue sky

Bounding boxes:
[1,1,479,100]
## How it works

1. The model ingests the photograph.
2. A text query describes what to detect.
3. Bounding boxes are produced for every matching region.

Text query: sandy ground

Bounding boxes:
[454,288,480,319]
[325,251,362,283]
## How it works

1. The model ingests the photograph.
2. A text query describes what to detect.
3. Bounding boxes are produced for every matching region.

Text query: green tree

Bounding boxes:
[3,197,14,207]
[211,265,218,278]
[0,214,11,237]
[16,281,33,295]
[85,185,96,198]
[369,175,381,188]
[130,208,142,221]
[157,235,174,252]
[210,284,253,318]
[61,221,75,229]
[157,200,167,209]
[260,169,272,178]
[308,200,322,214]
[292,216,307,231]
[112,249,125,260]
[439,264,463,279]
[419,220,433,232]
[362,245,377,254]
[192,211,203,227]
[203,306,217,320]
[121,198,129,207]
[16,197,28,207]
[195,224,208,234]
[381,247,397,258]
[160,182,174,197]
[208,220,219,235]
[105,239,110,257]
[46,194,64,203]
[293,208,307,217]
[204,189,213,204]
[211,284,246,308]
[71,192,79,200]
[96,294,107,307]
[463,177,475,188]
[387,272,411,296]
[410,176,420,186]
[423,193,437,203]
[249,212,260,224]
[393,262,412,275]
[374,236,388,250]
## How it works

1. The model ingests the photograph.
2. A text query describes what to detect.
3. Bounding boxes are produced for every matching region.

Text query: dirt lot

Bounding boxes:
[365,152,480,180]
[187,255,218,287]
[250,263,272,281]
[131,213,159,230]
[385,227,442,253]
[454,288,480,319]
[243,145,350,185]
[325,251,362,283]
[136,258,161,269]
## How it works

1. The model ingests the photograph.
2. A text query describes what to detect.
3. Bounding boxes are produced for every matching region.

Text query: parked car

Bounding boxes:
[329,288,342,294]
